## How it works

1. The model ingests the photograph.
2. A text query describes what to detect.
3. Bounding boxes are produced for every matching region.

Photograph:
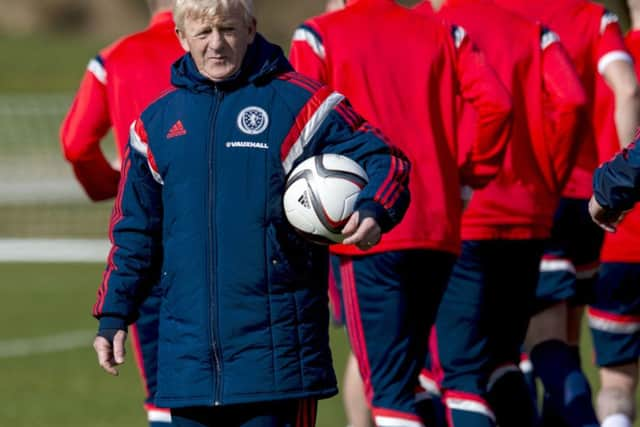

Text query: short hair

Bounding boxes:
[174,0,254,30]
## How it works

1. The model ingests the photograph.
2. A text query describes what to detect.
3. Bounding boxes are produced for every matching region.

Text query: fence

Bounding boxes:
[0,94,113,260]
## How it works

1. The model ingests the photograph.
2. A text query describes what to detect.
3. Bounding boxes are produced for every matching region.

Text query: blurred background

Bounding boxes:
[0,0,635,426]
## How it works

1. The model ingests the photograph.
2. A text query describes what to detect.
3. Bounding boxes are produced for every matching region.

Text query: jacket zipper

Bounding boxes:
[208,89,223,406]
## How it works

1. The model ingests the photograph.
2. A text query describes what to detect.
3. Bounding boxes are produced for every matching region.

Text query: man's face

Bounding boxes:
[177,7,256,82]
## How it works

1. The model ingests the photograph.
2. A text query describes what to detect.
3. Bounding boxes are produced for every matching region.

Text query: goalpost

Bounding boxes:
[0,93,112,262]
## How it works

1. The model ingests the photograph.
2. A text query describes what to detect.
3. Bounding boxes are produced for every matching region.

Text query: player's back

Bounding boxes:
[429,0,559,239]
[99,11,184,156]
[600,31,640,262]
[495,0,612,199]
[292,0,463,254]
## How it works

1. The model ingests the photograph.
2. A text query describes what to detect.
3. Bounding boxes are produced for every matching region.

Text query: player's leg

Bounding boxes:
[434,241,497,427]
[562,199,603,427]
[134,288,173,426]
[342,352,373,427]
[485,239,542,427]
[597,365,638,427]
[417,356,447,427]
[589,262,640,427]
[527,198,599,427]
[332,250,454,427]
[518,351,538,414]
[329,263,373,427]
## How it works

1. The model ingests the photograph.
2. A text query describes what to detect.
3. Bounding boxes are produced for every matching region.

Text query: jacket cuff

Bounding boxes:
[98,316,128,332]
[356,200,393,232]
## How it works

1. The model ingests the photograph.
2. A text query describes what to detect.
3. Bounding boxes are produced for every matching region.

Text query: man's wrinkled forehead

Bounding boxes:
[188,5,241,21]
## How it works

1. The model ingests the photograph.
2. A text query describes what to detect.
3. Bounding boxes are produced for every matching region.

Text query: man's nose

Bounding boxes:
[207,30,224,48]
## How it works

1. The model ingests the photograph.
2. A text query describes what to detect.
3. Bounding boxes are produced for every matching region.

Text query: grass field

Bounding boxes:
[0,263,349,427]
[1,262,639,427]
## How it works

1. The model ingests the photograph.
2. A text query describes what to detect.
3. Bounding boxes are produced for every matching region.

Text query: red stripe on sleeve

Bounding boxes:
[280,86,333,162]
[278,72,322,94]
[93,152,132,316]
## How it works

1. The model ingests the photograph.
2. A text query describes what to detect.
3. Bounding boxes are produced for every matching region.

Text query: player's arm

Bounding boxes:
[540,29,588,190]
[598,11,640,147]
[452,25,513,189]
[60,55,120,201]
[289,22,328,83]
[92,119,163,374]
[280,87,410,249]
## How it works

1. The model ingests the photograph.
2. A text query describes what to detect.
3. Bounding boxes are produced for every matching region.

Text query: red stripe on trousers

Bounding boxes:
[340,257,375,403]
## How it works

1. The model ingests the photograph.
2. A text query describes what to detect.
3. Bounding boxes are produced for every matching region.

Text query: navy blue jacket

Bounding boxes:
[93,34,410,408]
[593,140,640,212]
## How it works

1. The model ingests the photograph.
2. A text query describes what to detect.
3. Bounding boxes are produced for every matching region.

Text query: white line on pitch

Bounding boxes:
[0,239,109,262]
[0,330,94,359]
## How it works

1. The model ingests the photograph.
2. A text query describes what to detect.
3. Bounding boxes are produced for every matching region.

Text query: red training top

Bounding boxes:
[290,0,512,255]
[60,11,184,201]
[495,0,631,200]
[422,0,586,240]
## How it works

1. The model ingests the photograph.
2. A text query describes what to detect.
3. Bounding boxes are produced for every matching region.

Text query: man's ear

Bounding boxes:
[176,27,190,51]
[247,18,257,43]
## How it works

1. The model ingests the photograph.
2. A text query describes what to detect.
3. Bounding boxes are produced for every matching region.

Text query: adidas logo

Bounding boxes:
[166,120,187,139]
[298,191,311,209]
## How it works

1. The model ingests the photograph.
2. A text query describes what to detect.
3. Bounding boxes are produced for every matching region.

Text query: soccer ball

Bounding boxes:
[283,154,369,244]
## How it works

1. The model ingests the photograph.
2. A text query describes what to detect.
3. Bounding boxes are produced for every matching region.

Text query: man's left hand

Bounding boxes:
[341,211,382,250]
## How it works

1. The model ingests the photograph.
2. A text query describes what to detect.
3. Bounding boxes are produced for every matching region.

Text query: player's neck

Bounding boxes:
[429,0,445,11]
[632,11,640,31]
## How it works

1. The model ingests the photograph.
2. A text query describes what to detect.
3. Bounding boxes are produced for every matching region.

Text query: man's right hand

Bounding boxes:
[589,195,626,232]
[93,329,127,376]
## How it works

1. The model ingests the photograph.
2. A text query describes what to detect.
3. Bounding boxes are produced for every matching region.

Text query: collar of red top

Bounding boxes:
[149,10,174,28]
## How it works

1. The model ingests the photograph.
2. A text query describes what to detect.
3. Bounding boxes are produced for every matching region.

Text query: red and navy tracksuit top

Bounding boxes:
[93,34,410,408]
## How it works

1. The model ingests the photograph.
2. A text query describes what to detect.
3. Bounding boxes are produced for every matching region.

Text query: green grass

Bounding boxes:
[0,263,349,427]
[2,262,639,427]
[0,35,108,93]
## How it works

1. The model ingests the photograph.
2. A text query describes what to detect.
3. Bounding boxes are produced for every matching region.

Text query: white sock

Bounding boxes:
[602,413,633,427]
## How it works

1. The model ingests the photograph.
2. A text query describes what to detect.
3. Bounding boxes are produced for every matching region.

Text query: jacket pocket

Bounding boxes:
[266,222,319,289]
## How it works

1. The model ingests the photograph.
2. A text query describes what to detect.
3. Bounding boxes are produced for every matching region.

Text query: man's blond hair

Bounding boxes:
[174,0,254,30]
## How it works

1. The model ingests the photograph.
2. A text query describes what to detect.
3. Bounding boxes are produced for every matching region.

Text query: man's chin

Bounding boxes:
[205,66,236,81]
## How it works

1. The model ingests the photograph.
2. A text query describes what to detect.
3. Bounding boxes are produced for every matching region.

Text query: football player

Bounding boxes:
[587,1,640,426]
[419,0,586,426]
[495,1,640,425]
[290,1,513,426]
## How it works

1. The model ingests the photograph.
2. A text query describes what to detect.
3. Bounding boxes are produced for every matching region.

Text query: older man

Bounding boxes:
[91,1,410,426]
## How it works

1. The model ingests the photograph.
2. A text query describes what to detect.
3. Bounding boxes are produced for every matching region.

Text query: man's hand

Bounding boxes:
[341,211,382,251]
[589,195,626,232]
[93,329,127,376]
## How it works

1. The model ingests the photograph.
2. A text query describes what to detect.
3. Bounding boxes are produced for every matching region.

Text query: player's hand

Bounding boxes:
[341,210,381,251]
[93,329,127,376]
[588,195,625,232]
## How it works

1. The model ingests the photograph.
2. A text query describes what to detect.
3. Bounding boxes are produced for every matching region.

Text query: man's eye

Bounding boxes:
[195,29,211,38]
